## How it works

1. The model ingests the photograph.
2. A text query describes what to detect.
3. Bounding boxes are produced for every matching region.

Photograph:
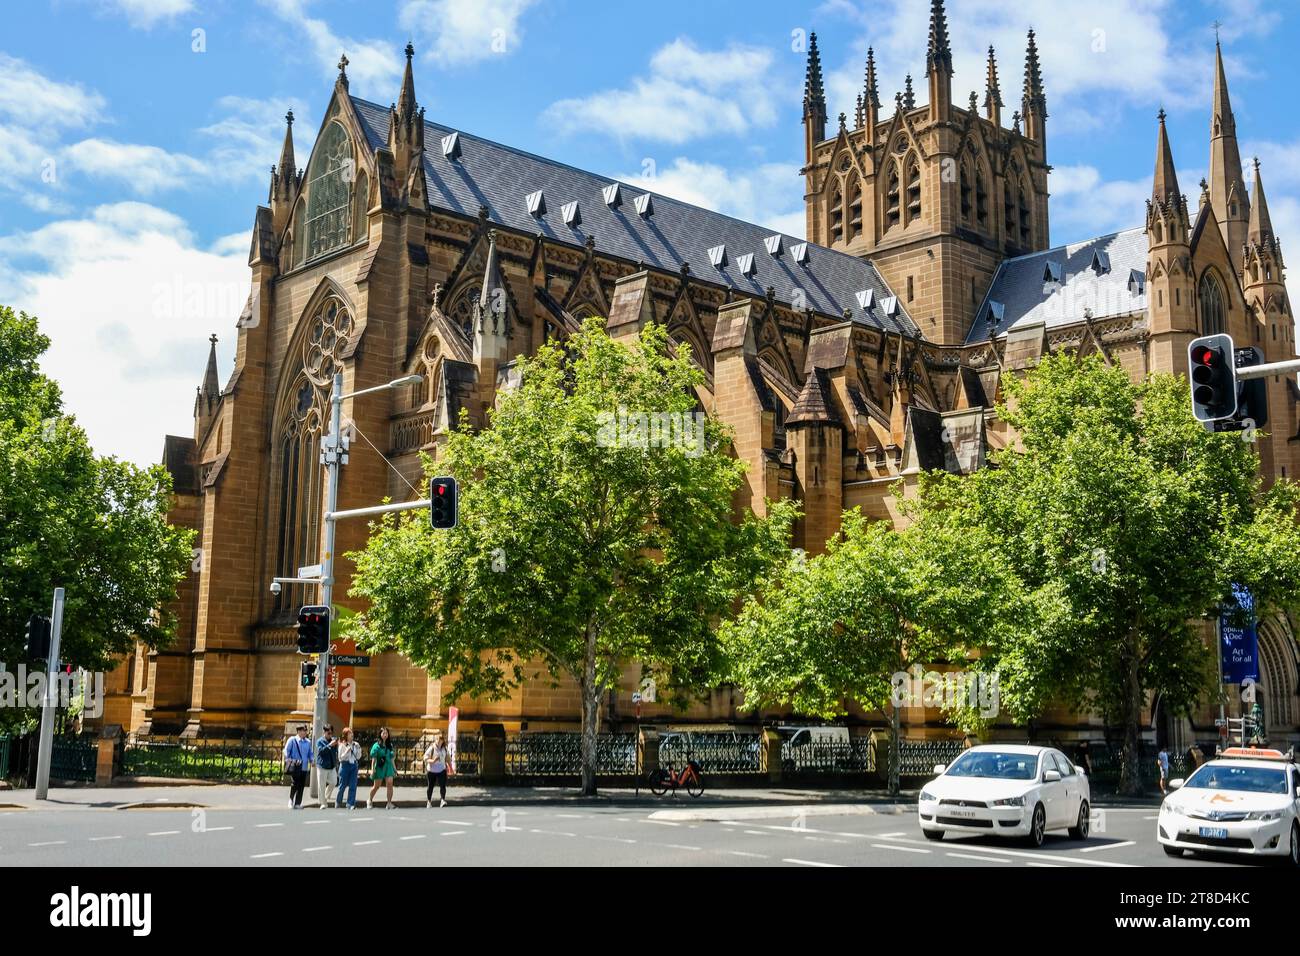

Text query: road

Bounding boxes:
[0,800,1270,867]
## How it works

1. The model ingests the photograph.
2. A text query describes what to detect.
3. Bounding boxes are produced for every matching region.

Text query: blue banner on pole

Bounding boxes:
[1220,583,1259,684]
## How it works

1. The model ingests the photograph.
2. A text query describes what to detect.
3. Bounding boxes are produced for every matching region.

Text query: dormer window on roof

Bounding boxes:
[881,295,898,316]
[988,300,1006,324]
[1128,269,1146,296]
[562,201,581,227]
[633,192,653,217]
[736,253,755,276]
[602,183,622,208]
[764,235,783,257]
[707,244,727,268]
[526,190,546,217]
[855,289,874,310]
[441,132,461,161]
[1091,249,1111,275]
[792,242,809,264]
[1042,260,1064,285]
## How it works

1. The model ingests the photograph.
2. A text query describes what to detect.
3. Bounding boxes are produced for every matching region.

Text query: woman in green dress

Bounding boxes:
[367,726,397,809]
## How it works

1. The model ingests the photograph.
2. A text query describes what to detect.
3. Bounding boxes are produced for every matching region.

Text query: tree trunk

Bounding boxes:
[1117,638,1144,796]
[579,621,600,796]
[888,702,901,796]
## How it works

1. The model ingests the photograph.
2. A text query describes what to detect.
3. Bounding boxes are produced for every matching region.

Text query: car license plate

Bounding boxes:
[1199,826,1229,840]
[948,809,976,818]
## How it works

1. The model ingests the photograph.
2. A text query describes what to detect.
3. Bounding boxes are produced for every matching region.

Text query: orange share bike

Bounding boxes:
[647,758,705,797]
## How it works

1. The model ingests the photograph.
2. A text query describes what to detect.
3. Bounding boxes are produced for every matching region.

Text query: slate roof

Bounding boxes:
[786,366,843,426]
[349,97,917,336]
[966,227,1148,344]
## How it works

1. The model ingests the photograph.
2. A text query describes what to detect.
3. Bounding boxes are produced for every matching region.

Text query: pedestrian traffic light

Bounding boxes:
[430,476,458,529]
[296,605,330,655]
[25,614,51,660]
[1188,334,1237,422]
[300,661,318,687]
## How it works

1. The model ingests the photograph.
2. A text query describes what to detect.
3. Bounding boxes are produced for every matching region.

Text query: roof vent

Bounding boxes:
[736,253,756,276]
[764,235,783,257]
[791,242,810,264]
[602,183,622,208]
[526,190,546,217]
[988,300,1006,324]
[855,289,874,310]
[441,132,461,161]
[881,295,898,316]
[1128,269,1146,296]
[707,244,727,268]
[634,192,654,217]
[1091,249,1111,275]
[1042,260,1064,284]
[562,201,581,227]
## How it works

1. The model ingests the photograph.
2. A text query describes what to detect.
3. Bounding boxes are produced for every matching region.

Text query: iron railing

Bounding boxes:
[781,737,875,774]
[50,733,97,782]
[0,735,9,779]
[896,739,967,776]
[360,733,481,779]
[659,733,764,774]
[504,732,637,776]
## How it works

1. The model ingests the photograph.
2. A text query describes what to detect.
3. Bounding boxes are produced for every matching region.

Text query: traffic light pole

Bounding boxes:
[34,587,65,800]
[1233,357,1300,381]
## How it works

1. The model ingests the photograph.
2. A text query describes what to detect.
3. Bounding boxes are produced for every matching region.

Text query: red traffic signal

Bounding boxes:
[296,605,331,654]
[430,476,458,529]
[1187,334,1237,423]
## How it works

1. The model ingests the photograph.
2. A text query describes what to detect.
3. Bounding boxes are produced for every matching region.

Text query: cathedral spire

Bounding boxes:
[475,230,510,356]
[803,33,827,162]
[1209,38,1250,273]
[397,42,417,120]
[1021,30,1047,143]
[1249,158,1276,247]
[864,47,881,110]
[927,0,953,121]
[277,110,295,183]
[1152,109,1181,208]
[389,42,426,194]
[202,333,219,400]
[269,110,298,235]
[984,45,1003,126]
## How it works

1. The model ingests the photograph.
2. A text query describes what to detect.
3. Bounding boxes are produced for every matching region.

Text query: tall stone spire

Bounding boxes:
[194,333,221,437]
[202,333,219,400]
[1209,39,1250,271]
[1249,158,1276,248]
[388,41,426,193]
[861,47,881,143]
[984,46,1003,126]
[1152,109,1182,209]
[927,0,953,121]
[1021,30,1047,143]
[269,110,298,235]
[803,32,827,162]
[1146,111,1195,373]
[397,41,417,118]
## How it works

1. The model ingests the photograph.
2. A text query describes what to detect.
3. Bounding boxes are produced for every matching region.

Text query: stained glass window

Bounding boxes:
[304,122,353,261]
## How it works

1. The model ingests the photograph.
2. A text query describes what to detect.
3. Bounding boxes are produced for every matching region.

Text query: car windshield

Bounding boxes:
[945,750,1038,780]
[1183,764,1288,794]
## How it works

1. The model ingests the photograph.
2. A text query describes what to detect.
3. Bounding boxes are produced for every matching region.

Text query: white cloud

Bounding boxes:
[1048,165,1151,243]
[62,138,210,194]
[0,53,106,128]
[96,0,195,28]
[617,158,806,239]
[258,0,402,94]
[545,39,783,145]
[400,0,538,67]
[0,203,251,465]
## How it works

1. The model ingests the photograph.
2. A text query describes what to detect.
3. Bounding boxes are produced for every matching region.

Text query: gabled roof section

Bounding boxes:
[967,227,1148,344]
[349,96,917,335]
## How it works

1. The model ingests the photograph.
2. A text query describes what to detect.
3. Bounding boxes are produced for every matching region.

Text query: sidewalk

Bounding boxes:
[0,780,929,812]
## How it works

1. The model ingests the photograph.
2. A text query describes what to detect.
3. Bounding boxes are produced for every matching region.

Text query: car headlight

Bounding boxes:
[990,796,1025,807]
[919,789,938,803]
[1245,810,1283,821]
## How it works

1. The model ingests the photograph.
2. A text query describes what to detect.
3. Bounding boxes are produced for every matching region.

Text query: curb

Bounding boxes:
[648,803,913,822]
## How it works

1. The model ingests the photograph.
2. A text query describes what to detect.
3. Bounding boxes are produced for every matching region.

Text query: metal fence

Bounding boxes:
[781,737,874,774]
[504,732,637,776]
[0,736,9,779]
[896,739,967,776]
[364,733,481,779]
[659,732,764,774]
[50,733,97,782]
[1081,743,1191,785]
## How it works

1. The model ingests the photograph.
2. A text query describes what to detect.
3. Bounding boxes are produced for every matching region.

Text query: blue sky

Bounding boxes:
[1,0,1297,465]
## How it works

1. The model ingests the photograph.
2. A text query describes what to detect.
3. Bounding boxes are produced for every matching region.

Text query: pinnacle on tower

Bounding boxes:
[1209,38,1250,272]
[1152,109,1182,208]
[984,45,1004,124]
[1249,158,1276,247]
[804,32,826,111]
[927,0,953,76]
[855,93,864,129]
[336,52,349,90]
[397,41,417,120]
[864,47,881,110]
[1021,30,1047,141]
[202,333,219,400]
[277,110,295,181]
[903,74,916,110]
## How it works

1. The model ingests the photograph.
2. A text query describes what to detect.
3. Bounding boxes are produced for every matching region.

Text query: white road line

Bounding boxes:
[303,846,333,852]
[657,843,702,851]
[872,843,930,854]
[440,830,466,836]
[29,840,66,846]
[256,823,284,829]
[147,831,179,837]
[783,858,843,867]
[1143,816,1159,821]
[728,850,768,859]
[529,829,577,837]
[948,852,1011,863]
[1026,862,1061,867]
[585,834,637,844]
[742,830,768,836]
[874,833,1133,867]
[88,836,122,842]
[349,817,374,822]
[640,819,681,827]
[204,826,234,832]
[400,834,427,841]
[303,819,330,825]
[879,831,908,837]
[438,820,475,827]
[804,836,848,844]
[554,813,587,819]
[352,840,381,846]
[251,852,283,859]
[1081,841,1136,853]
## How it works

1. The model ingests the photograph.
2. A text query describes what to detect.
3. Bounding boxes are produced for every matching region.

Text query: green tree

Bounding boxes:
[0,306,194,727]
[347,319,795,794]
[913,353,1300,793]
[721,509,1021,793]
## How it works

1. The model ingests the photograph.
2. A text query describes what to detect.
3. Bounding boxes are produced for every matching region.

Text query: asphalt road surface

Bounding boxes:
[0,801,1278,867]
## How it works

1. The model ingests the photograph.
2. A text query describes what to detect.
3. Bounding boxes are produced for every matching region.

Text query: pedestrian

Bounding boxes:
[315,724,339,809]
[1076,740,1093,776]
[367,726,397,809]
[283,724,313,809]
[424,731,451,808]
[336,727,361,809]
[1156,745,1170,794]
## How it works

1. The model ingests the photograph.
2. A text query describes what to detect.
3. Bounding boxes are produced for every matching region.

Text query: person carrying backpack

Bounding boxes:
[315,724,339,809]
[283,725,313,809]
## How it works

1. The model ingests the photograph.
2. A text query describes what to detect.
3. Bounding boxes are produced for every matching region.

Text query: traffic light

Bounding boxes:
[24,615,51,660]
[299,661,318,687]
[1233,346,1269,430]
[1188,334,1237,423]
[430,476,458,529]
[295,605,330,655]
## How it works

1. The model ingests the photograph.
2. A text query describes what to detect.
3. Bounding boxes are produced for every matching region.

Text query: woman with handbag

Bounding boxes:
[367,726,397,809]
[283,724,313,809]
[335,727,362,809]
[423,731,451,808]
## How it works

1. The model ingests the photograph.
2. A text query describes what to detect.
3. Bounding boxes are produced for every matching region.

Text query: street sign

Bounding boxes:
[328,653,370,667]
[298,564,322,579]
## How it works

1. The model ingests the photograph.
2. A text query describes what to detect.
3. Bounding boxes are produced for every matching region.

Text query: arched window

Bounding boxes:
[830,183,844,244]
[1018,178,1032,246]
[846,174,862,241]
[975,166,989,229]
[273,295,354,615]
[1199,270,1227,335]
[304,122,354,261]
[959,161,972,223]
[352,169,369,245]
[885,162,901,230]
[1003,179,1016,245]
[905,155,922,223]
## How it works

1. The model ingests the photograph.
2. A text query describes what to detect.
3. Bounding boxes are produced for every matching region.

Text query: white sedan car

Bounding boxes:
[917,744,1091,847]
[1157,747,1300,865]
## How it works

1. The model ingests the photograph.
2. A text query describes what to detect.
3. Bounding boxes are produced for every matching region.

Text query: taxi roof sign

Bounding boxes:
[1219,746,1290,761]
